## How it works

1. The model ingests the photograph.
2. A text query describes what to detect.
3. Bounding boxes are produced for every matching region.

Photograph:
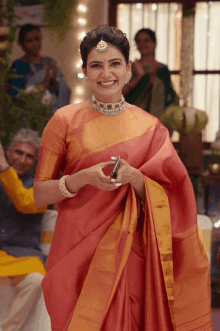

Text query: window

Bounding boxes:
[117,3,182,95]
[116,1,220,141]
[193,2,220,141]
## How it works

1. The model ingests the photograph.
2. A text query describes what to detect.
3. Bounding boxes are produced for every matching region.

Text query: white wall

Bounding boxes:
[9,0,109,104]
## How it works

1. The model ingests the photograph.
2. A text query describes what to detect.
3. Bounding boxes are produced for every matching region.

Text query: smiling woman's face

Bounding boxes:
[83,43,131,103]
[135,32,156,57]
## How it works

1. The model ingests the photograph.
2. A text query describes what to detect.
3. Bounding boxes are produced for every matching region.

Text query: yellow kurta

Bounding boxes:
[0,251,46,277]
[0,167,47,277]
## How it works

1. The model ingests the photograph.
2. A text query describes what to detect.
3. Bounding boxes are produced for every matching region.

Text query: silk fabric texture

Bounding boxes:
[35,103,212,331]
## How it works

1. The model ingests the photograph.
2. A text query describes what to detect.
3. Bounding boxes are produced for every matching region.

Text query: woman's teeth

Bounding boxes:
[99,81,115,86]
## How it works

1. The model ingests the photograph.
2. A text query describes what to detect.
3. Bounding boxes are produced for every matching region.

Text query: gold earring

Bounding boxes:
[126,72,132,85]
[84,76,90,86]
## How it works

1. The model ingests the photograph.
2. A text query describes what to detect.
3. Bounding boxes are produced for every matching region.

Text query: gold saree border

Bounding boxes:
[67,188,138,331]
[144,177,176,329]
[67,177,175,331]
[66,108,158,164]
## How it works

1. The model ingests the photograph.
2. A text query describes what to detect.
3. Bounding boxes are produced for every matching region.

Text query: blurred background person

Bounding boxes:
[10,24,71,113]
[0,128,48,331]
[123,28,179,122]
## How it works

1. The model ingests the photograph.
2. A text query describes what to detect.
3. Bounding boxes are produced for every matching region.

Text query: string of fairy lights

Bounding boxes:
[73,4,88,104]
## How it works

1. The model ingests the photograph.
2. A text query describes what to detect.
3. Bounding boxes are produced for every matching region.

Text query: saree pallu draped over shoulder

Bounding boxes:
[35,103,212,331]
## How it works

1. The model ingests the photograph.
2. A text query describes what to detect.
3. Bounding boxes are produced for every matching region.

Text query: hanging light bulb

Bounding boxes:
[75,86,84,95]
[78,4,87,13]
[78,18,86,25]
[151,4,157,11]
[78,73,84,79]
[76,60,83,68]
[173,4,179,12]
[79,31,86,40]
[136,3,143,10]
[74,99,82,104]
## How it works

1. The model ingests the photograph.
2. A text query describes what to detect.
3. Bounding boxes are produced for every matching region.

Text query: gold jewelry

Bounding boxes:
[59,175,77,198]
[84,76,90,86]
[96,39,109,53]
[92,95,125,116]
[126,72,132,85]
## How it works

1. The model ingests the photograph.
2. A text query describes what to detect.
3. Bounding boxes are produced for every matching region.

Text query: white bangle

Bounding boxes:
[59,175,77,198]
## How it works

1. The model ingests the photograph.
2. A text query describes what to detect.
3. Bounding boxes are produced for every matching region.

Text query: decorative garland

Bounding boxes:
[0,0,18,143]
[183,8,195,17]
[40,0,78,41]
[182,2,195,17]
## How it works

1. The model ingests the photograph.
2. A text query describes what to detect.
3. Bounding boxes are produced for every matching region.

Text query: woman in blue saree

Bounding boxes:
[10,24,71,113]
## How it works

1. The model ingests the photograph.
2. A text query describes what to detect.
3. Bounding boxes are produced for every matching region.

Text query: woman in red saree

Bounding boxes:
[33,25,212,331]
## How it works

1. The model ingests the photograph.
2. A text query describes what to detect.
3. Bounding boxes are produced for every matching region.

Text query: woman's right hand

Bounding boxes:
[133,60,145,78]
[45,63,58,82]
[42,63,58,89]
[86,161,120,191]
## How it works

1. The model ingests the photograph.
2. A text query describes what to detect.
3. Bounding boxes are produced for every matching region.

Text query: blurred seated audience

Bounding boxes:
[0,128,48,331]
[123,28,179,134]
[10,24,71,113]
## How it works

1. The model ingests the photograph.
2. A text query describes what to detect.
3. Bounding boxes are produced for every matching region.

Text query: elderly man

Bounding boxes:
[0,128,47,331]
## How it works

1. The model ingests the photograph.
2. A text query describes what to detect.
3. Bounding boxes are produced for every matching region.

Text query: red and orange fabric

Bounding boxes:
[35,103,212,331]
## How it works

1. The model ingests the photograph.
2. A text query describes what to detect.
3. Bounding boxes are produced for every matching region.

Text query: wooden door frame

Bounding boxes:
[108,0,211,27]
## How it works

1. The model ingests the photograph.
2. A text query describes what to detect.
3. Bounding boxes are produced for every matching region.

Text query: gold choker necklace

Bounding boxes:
[92,95,125,116]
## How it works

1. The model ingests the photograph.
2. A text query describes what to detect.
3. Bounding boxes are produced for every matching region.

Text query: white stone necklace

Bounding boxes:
[92,95,126,116]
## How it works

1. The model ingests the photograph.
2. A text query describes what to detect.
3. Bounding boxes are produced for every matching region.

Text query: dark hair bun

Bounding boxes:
[80,25,130,68]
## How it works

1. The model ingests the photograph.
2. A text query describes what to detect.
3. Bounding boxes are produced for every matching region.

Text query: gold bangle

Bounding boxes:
[59,175,77,198]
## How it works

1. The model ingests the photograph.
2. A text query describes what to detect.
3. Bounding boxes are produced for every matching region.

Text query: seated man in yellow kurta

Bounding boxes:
[0,128,47,331]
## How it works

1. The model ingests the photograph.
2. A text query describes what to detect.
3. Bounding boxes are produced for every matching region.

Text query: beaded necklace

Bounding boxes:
[92,95,125,116]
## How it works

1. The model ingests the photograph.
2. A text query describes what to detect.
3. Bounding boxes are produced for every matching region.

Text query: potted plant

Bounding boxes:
[160,105,208,134]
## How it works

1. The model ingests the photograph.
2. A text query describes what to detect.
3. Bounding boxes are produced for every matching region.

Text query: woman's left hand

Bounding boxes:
[110,157,138,187]
[110,157,145,201]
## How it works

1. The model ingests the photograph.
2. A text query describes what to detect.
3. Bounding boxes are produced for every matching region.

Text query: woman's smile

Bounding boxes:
[98,80,117,88]
[84,43,132,103]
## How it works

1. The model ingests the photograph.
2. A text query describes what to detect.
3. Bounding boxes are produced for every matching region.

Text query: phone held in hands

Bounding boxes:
[110,156,121,179]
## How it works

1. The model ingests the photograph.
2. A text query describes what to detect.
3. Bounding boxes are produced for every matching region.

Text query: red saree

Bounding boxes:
[35,103,212,331]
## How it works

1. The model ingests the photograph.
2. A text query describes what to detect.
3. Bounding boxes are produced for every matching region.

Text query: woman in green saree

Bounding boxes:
[123,28,179,122]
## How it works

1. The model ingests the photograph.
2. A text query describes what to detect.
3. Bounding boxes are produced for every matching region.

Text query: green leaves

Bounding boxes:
[40,0,78,41]
[0,89,53,149]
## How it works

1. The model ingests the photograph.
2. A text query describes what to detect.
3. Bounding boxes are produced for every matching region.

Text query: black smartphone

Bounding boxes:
[110,156,121,179]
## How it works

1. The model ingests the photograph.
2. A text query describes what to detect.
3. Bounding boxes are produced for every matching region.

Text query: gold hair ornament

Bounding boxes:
[96,39,109,53]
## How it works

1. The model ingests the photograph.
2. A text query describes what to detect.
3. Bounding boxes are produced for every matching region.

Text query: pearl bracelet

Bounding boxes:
[59,175,77,198]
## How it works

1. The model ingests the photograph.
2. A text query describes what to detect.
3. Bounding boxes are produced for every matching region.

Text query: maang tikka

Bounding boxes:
[96,37,109,53]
